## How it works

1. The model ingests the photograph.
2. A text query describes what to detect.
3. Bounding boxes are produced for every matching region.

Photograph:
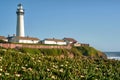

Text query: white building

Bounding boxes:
[8,36,39,44]
[42,38,67,45]
[0,36,8,42]
[63,38,77,44]
[74,42,81,47]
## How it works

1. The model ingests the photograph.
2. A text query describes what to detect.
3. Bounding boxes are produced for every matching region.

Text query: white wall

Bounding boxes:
[44,40,56,45]
[56,42,67,45]
[43,40,67,45]
[19,40,39,44]
[8,36,39,44]
[3,39,8,42]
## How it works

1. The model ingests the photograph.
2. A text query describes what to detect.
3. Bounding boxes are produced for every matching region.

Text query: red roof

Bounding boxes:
[0,36,7,40]
[16,36,39,40]
[63,38,77,43]
[44,38,65,42]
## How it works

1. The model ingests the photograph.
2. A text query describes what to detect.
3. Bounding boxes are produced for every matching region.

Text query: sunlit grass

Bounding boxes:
[0,48,120,79]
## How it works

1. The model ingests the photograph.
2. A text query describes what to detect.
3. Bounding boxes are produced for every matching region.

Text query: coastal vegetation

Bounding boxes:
[17,46,106,58]
[0,47,120,79]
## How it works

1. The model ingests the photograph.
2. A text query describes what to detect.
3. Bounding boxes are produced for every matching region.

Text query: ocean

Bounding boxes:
[104,52,120,60]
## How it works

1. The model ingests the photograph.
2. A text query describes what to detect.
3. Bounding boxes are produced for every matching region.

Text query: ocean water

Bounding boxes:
[104,52,120,60]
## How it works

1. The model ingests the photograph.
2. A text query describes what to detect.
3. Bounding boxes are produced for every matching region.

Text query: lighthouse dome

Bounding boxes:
[17,3,23,9]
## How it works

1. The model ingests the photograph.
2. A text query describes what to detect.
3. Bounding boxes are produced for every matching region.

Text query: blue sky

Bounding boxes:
[0,0,120,51]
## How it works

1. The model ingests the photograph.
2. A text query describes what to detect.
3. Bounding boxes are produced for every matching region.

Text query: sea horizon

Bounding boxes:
[104,52,120,60]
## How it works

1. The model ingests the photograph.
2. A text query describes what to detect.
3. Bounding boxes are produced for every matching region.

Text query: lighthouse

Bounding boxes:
[16,3,25,37]
[7,4,39,43]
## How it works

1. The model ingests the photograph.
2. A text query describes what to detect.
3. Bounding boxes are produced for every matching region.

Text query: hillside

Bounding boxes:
[0,47,120,79]
[15,46,107,59]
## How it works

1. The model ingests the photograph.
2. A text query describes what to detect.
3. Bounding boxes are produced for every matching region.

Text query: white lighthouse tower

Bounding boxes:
[8,4,39,43]
[16,3,25,37]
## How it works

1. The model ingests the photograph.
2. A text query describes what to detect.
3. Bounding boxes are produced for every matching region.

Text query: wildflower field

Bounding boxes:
[0,47,120,80]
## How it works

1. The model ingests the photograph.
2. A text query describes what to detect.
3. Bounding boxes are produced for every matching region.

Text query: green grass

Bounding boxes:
[0,47,119,79]
[17,46,107,58]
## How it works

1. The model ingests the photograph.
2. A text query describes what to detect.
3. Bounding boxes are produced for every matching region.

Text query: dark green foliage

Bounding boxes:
[16,46,107,59]
[18,48,68,56]
[19,48,40,54]
[74,46,96,56]
[40,49,63,56]
[73,46,107,58]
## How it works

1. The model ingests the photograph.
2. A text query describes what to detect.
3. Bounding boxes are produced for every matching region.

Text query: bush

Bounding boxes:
[73,46,107,58]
